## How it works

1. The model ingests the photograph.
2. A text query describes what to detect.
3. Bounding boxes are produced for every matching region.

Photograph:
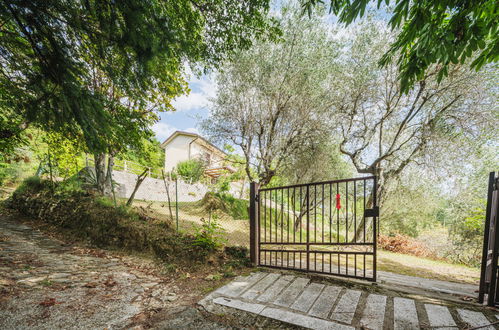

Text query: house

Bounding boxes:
[160,131,234,178]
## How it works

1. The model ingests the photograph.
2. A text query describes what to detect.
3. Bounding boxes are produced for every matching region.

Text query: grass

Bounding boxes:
[378,250,480,284]
[126,199,481,285]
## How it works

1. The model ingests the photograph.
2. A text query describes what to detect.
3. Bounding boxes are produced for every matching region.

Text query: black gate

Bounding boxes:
[478,171,499,306]
[250,176,379,282]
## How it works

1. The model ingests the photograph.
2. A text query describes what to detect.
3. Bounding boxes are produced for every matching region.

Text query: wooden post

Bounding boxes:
[175,178,179,232]
[124,160,127,172]
[249,182,259,266]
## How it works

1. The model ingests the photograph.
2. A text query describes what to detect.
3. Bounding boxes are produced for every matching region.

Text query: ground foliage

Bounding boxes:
[6,177,249,269]
[378,234,435,259]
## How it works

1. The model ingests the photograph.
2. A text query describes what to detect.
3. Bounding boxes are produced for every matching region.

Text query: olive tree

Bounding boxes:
[202,6,338,186]
[328,21,497,241]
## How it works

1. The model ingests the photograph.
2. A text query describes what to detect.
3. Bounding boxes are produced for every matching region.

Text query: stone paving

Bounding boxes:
[0,215,182,329]
[200,272,498,329]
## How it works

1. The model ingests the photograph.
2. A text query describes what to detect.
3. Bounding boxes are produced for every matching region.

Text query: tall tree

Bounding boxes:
[202,5,336,185]
[329,22,496,241]
[0,0,278,157]
[302,0,499,91]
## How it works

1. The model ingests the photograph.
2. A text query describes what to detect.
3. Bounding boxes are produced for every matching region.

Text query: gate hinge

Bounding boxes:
[364,206,379,218]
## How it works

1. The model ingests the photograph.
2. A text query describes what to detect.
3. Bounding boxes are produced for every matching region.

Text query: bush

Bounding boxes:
[6,178,220,267]
[378,234,436,258]
[175,159,205,182]
[192,217,227,252]
[200,192,249,220]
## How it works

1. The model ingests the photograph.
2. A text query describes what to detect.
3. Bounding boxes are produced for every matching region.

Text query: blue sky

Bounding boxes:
[150,2,391,145]
[151,72,216,143]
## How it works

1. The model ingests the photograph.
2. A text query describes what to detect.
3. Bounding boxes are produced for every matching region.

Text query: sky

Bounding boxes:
[150,2,391,145]
[151,72,216,144]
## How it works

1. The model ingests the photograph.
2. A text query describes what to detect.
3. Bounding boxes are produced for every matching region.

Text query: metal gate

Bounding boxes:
[478,171,499,306]
[251,176,379,282]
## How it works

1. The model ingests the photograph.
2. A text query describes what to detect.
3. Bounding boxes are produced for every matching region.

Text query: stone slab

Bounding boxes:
[215,272,266,298]
[393,297,419,330]
[424,304,457,330]
[213,297,266,314]
[257,275,294,303]
[308,285,342,319]
[359,294,387,330]
[274,277,310,307]
[457,309,494,330]
[291,283,325,313]
[330,289,361,324]
[241,273,280,300]
[260,307,354,330]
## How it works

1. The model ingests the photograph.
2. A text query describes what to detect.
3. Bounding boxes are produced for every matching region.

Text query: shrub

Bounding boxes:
[378,234,435,258]
[175,159,205,182]
[192,217,227,252]
[200,192,249,220]
[7,178,221,267]
[13,176,44,195]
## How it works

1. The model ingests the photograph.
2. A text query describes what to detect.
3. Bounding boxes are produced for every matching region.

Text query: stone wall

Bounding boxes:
[112,170,208,202]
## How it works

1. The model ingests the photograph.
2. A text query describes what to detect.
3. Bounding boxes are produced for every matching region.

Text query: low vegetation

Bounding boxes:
[6,177,250,273]
[175,159,206,183]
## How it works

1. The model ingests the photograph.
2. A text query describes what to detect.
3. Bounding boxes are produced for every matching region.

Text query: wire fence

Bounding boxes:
[82,155,250,248]
[130,177,250,248]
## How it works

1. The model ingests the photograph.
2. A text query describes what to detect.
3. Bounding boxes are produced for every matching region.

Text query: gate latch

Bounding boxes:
[364,207,379,218]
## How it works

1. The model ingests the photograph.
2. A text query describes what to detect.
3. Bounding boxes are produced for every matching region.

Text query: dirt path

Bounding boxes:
[0,213,229,329]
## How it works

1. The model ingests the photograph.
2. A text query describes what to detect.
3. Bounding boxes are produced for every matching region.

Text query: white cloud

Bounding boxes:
[171,92,209,112]
[151,122,175,142]
[170,73,217,112]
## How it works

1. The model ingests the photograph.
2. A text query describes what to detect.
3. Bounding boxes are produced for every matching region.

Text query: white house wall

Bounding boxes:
[164,135,196,172]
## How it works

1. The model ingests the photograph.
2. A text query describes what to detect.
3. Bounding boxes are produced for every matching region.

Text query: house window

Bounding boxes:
[202,152,211,167]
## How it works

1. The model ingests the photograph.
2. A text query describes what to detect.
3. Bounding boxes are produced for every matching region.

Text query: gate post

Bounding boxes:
[249,182,259,266]
[479,172,496,303]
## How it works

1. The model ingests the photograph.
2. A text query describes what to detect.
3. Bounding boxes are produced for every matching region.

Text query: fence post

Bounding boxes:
[175,177,179,232]
[249,182,259,266]
[123,160,127,172]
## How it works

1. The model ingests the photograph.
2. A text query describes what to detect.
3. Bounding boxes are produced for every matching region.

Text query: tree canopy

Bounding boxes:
[302,0,499,91]
[0,0,278,156]
[202,5,336,185]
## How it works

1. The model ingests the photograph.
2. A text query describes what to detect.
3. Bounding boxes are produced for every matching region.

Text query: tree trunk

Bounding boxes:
[352,182,384,242]
[94,153,107,194]
[126,169,148,206]
[94,153,115,196]
[104,154,115,196]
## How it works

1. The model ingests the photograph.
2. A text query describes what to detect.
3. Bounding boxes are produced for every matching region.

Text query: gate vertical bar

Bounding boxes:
[373,175,378,282]
[479,172,496,303]
[249,182,259,266]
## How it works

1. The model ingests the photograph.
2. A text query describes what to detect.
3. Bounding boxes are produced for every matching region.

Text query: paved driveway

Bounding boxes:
[200,272,497,329]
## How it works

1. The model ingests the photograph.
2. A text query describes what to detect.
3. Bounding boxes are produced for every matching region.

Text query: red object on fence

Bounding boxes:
[336,193,341,209]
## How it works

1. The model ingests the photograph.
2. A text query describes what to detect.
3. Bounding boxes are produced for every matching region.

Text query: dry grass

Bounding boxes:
[378,250,480,284]
[132,199,480,284]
